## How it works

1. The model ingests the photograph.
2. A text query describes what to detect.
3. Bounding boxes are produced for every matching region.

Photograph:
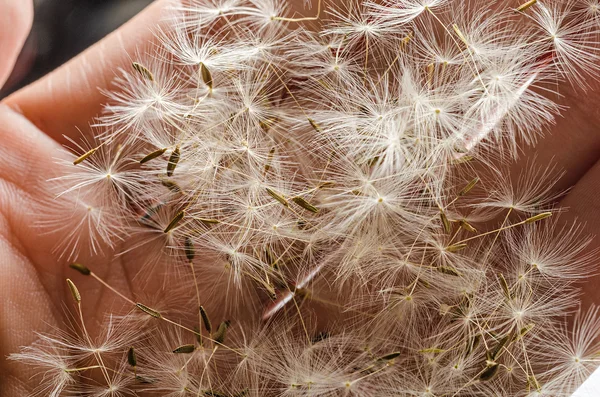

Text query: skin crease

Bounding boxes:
[0,0,599,395]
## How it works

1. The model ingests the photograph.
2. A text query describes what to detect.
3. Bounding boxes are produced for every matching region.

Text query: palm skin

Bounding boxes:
[1,0,600,395]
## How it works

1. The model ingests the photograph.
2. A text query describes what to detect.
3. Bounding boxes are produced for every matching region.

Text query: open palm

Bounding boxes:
[1,0,600,395]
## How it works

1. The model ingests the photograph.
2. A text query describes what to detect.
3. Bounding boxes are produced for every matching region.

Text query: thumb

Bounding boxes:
[0,0,33,90]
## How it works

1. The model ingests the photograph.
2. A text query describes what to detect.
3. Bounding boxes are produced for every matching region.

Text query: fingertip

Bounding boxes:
[0,0,33,89]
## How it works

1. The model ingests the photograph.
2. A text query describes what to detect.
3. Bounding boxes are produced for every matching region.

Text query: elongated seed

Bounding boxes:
[490,333,512,360]
[184,237,195,261]
[128,347,137,367]
[498,273,511,300]
[452,24,468,45]
[66,279,81,303]
[200,63,213,89]
[377,352,401,361]
[136,303,162,319]
[459,219,477,233]
[479,363,499,382]
[292,197,319,213]
[213,320,230,344]
[73,148,97,165]
[438,266,461,277]
[140,148,167,164]
[173,344,196,354]
[308,118,321,132]
[199,218,220,226]
[167,146,181,177]
[524,212,552,224]
[446,243,468,252]
[70,263,91,276]
[164,211,185,233]
[266,188,288,207]
[516,0,537,12]
[440,211,451,233]
[132,62,154,81]
[199,306,212,333]
[459,177,479,196]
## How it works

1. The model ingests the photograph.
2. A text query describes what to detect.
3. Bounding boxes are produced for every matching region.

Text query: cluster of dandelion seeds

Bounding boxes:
[11,0,600,396]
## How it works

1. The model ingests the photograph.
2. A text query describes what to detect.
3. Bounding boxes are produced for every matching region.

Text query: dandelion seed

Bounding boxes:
[516,0,537,13]
[479,363,500,381]
[198,218,220,225]
[446,243,468,252]
[213,320,230,344]
[66,279,81,303]
[459,219,477,233]
[127,346,137,367]
[440,211,451,233]
[292,197,319,213]
[266,188,288,207]
[69,262,91,276]
[164,211,185,233]
[166,146,180,177]
[132,62,154,81]
[459,177,479,196]
[184,237,195,261]
[438,266,461,276]
[377,352,401,361]
[172,344,196,353]
[200,62,213,89]
[525,212,553,224]
[140,147,167,164]
[73,148,97,165]
[307,118,321,132]
[498,273,511,300]
[135,303,162,319]
[199,306,212,333]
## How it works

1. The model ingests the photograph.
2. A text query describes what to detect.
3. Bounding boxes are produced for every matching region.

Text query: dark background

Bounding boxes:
[1,0,153,98]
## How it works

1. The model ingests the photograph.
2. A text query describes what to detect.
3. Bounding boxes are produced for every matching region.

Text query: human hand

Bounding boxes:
[1,1,600,396]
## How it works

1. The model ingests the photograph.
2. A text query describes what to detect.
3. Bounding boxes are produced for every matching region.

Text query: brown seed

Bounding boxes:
[164,211,185,234]
[199,306,212,333]
[200,63,213,90]
[377,352,401,361]
[459,177,479,196]
[440,211,451,234]
[173,344,196,354]
[136,303,162,319]
[184,237,195,261]
[66,279,81,303]
[140,148,167,164]
[132,62,155,81]
[70,263,91,276]
[498,273,511,300]
[479,363,499,382]
[438,266,461,277]
[127,346,137,367]
[167,146,181,177]
[307,118,321,133]
[213,320,230,344]
[446,243,468,253]
[73,148,97,165]
[266,188,289,207]
[459,219,477,233]
[292,197,319,213]
[198,218,220,226]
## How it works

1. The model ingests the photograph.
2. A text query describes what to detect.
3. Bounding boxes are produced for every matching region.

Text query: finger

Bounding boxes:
[1,0,178,145]
[507,85,600,196]
[556,156,600,309]
[0,0,33,89]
